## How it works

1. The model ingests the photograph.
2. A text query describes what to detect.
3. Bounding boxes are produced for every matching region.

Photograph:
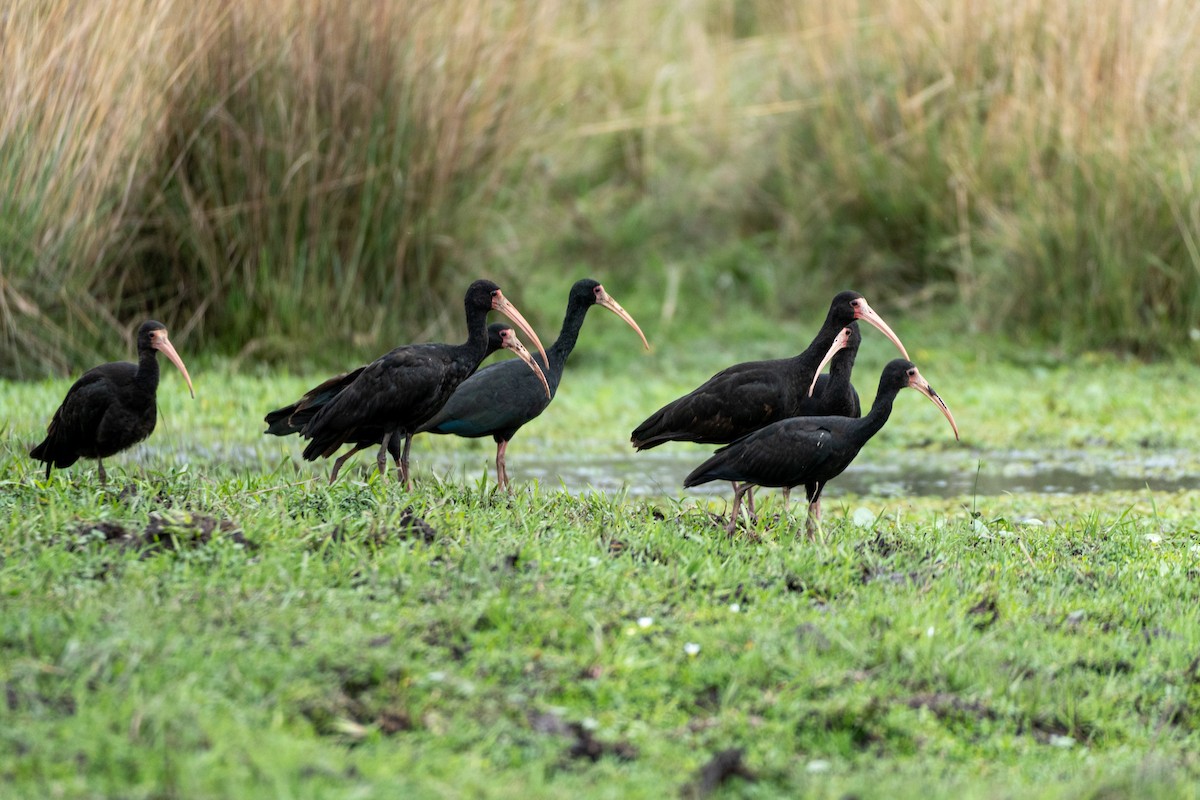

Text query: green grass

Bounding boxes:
[3,318,1200,798]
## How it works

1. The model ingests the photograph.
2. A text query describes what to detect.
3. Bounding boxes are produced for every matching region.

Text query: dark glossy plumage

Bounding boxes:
[29,320,195,483]
[419,279,648,490]
[264,324,544,483]
[779,321,862,509]
[265,323,516,438]
[684,359,959,535]
[631,291,905,450]
[272,280,547,487]
[798,322,861,419]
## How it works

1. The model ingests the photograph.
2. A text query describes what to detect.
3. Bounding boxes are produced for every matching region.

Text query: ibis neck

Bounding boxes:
[855,384,901,441]
[789,319,847,393]
[546,298,589,375]
[463,305,491,359]
[828,348,858,386]
[135,346,161,391]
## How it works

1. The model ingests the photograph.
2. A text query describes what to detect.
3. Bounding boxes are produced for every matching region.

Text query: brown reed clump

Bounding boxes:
[3,0,1200,374]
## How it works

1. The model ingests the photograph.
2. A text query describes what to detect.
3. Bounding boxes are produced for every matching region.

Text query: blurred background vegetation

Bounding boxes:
[3,0,1200,376]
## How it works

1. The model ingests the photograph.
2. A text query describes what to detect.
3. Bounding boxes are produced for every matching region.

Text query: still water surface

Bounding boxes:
[416,447,1200,498]
[152,441,1200,498]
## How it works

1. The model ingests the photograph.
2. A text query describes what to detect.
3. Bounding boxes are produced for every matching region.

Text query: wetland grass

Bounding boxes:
[5,0,1200,791]
[3,323,1200,797]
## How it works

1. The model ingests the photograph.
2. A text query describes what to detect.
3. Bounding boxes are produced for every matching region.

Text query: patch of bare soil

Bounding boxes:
[680,748,757,799]
[64,512,249,556]
[528,710,638,764]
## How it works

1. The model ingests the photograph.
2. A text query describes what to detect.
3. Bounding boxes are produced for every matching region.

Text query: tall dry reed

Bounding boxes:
[3,0,1200,375]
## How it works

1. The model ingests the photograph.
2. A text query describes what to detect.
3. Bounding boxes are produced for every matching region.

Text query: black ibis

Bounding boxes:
[29,320,195,484]
[782,322,862,509]
[801,322,862,418]
[631,291,904,450]
[632,291,905,511]
[284,280,548,487]
[683,359,959,536]
[266,322,521,437]
[265,323,549,483]
[418,278,649,490]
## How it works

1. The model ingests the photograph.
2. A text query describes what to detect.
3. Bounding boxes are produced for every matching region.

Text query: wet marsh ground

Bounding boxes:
[3,315,1200,798]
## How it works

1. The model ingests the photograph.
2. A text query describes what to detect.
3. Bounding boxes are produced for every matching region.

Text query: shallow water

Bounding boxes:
[140,440,1200,499]
[425,448,1200,499]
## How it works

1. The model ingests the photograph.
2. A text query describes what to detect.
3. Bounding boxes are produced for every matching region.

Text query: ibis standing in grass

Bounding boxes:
[419,279,649,490]
[631,291,906,510]
[265,323,549,483]
[801,322,862,419]
[683,359,960,536]
[30,320,195,484]
[630,292,903,450]
[781,321,862,509]
[279,280,548,488]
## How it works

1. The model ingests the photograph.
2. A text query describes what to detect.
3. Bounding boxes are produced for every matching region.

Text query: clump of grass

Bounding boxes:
[749,0,1200,352]
[4,0,1200,375]
[2,0,551,373]
[143,1,553,358]
[0,0,187,373]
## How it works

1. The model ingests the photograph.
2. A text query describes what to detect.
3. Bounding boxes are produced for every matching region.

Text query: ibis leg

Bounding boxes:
[805,501,821,539]
[329,443,370,484]
[397,432,414,489]
[805,482,824,541]
[377,431,392,479]
[97,458,107,485]
[727,482,755,536]
[732,482,758,520]
[495,439,511,493]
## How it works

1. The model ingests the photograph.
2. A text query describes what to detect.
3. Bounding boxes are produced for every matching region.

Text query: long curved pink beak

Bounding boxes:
[854,298,909,360]
[907,367,959,440]
[595,285,650,350]
[499,329,551,399]
[151,330,195,398]
[491,291,548,367]
[809,326,853,397]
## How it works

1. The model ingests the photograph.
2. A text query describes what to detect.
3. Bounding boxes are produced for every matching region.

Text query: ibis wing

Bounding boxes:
[633,358,799,447]
[711,419,840,488]
[685,418,833,488]
[47,368,131,442]
[265,367,367,435]
[301,345,465,449]
[419,358,553,438]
